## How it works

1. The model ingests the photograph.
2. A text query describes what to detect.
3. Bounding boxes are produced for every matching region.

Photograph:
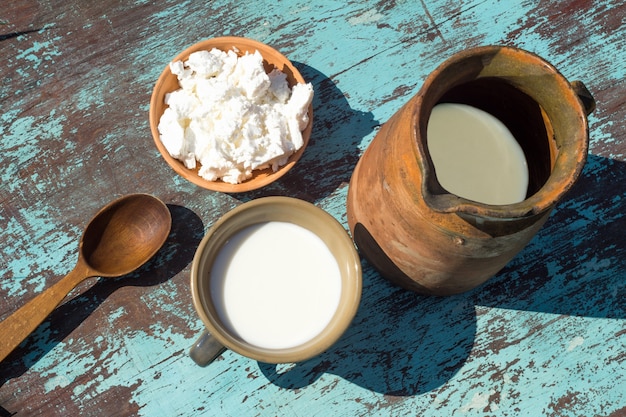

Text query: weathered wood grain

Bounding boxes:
[1,0,625,416]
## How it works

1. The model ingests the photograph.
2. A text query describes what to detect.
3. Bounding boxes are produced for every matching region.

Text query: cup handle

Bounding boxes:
[571,80,596,116]
[189,330,227,366]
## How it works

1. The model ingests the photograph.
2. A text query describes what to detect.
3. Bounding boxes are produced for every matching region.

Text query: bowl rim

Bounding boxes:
[149,36,313,193]
[189,196,362,363]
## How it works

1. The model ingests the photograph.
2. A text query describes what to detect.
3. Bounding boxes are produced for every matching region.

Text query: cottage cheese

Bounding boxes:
[158,48,314,184]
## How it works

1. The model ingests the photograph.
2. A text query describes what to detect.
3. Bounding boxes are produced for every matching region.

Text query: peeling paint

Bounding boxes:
[348,9,384,25]
[1,0,625,416]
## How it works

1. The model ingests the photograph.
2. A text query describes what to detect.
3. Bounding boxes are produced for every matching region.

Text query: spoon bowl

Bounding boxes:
[0,194,171,362]
[80,194,172,276]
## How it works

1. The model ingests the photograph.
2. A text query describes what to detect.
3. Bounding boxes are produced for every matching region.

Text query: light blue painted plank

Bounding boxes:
[0,0,625,416]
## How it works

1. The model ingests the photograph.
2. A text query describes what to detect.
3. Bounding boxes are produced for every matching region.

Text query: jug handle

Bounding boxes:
[571,80,596,115]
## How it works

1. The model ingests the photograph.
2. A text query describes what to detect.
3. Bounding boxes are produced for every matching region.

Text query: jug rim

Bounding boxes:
[414,45,592,220]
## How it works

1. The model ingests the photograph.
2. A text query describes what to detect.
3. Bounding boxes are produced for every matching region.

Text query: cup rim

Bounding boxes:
[190,196,362,363]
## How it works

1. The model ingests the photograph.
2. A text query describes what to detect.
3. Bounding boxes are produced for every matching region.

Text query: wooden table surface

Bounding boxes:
[1,1,625,416]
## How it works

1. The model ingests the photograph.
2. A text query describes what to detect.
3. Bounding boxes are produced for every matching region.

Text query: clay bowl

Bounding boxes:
[149,37,313,193]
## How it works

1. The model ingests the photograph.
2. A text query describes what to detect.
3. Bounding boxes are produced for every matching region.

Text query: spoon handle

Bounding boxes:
[0,261,92,363]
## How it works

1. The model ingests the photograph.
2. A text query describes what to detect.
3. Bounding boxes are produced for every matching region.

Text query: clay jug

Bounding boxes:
[346,46,595,296]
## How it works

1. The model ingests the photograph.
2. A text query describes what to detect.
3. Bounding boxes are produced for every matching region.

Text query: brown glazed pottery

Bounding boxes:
[346,45,595,296]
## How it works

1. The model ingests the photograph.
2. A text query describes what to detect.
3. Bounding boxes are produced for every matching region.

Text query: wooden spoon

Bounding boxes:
[0,194,171,362]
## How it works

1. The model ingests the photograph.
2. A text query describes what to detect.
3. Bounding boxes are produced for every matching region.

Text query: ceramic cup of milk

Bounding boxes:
[189,196,362,366]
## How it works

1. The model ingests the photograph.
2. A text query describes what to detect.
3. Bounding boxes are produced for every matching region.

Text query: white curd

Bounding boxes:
[158,48,314,184]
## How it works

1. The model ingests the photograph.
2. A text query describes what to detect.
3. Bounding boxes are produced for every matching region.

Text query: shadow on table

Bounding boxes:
[236,61,379,203]
[0,204,203,387]
[259,272,476,396]
[474,154,626,318]
[259,153,626,396]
